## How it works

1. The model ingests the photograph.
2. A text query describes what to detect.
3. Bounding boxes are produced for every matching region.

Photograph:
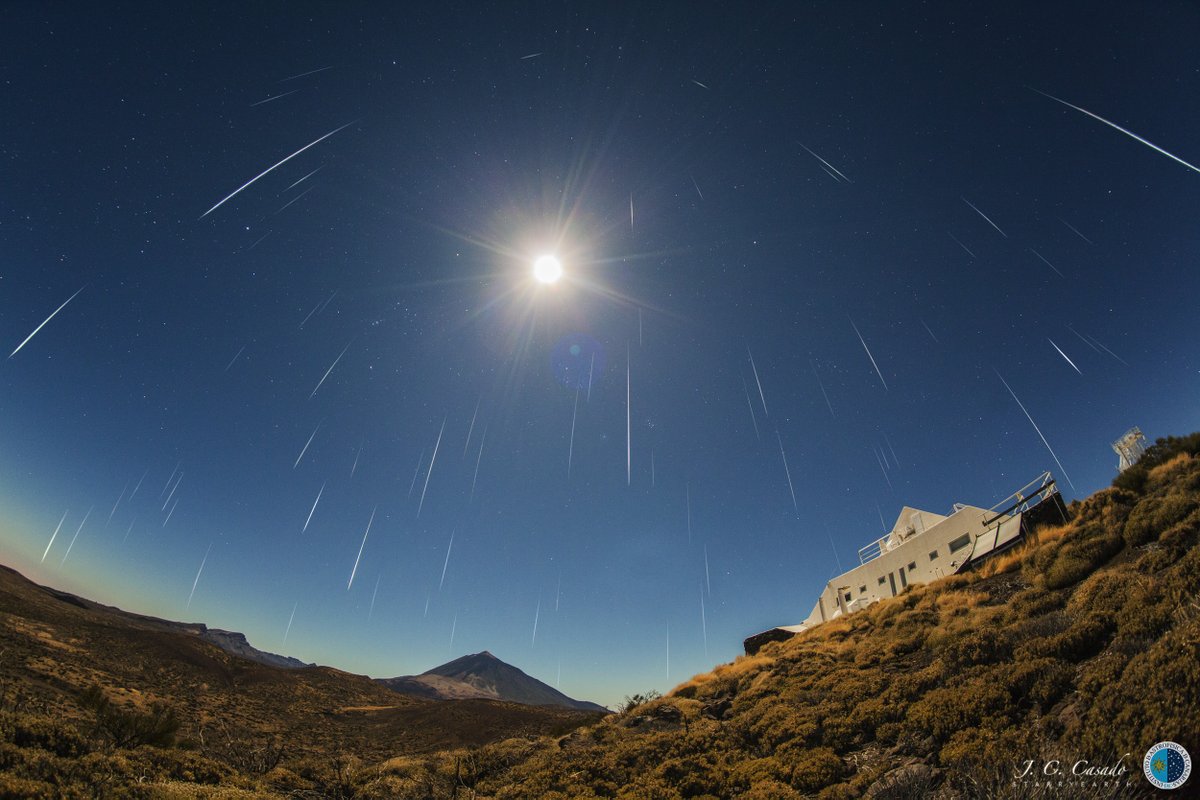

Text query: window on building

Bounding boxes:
[859,585,867,594]
[929,550,939,560]
[844,592,852,602]
[878,576,887,585]
[908,561,917,571]
[949,534,971,553]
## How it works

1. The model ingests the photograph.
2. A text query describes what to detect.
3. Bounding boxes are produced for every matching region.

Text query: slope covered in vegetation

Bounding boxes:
[3,434,1198,797]
[344,434,1200,798]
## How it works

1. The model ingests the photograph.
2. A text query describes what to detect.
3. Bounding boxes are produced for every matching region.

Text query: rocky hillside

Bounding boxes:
[324,434,1200,798]
[3,433,1197,797]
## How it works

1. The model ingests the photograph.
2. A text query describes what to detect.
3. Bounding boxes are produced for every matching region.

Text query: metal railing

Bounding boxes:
[857,471,1058,566]
[981,471,1057,527]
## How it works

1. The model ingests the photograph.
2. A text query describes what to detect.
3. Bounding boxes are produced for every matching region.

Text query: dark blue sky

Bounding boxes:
[2,2,1198,707]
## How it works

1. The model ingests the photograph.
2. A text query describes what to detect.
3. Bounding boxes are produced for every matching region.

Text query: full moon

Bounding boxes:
[533,254,563,284]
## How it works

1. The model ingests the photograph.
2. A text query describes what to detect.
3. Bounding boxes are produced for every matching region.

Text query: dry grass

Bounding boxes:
[671,652,775,696]
[1147,451,1193,486]
[979,520,1075,578]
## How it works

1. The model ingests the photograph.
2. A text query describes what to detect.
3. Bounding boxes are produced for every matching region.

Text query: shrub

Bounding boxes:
[1130,487,1199,545]
[939,629,1012,671]
[4,712,87,757]
[787,747,845,794]
[1016,613,1115,663]
[79,686,180,749]
[0,775,57,800]
[1033,525,1124,590]
[619,691,662,715]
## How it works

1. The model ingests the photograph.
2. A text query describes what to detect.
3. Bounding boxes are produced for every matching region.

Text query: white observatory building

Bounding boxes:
[745,472,1067,654]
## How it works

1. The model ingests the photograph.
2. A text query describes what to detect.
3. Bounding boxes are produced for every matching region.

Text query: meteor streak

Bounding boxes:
[417,417,446,517]
[294,424,320,469]
[883,434,900,467]
[275,185,314,214]
[200,121,355,218]
[284,602,297,643]
[42,510,69,563]
[798,142,851,182]
[439,530,454,590]
[162,472,183,511]
[568,388,579,479]
[470,426,487,502]
[347,506,376,590]
[129,469,148,502]
[691,79,709,89]
[874,447,893,490]
[224,346,246,371]
[249,89,299,107]
[9,286,86,358]
[408,449,425,498]
[106,482,128,527]
[741,377,761,439]
[160,462,181,498]
[463,398,481,457]
[920,319,940,344]
[626,348,631,486]
[532,596,541,646]
[947,231,977,259]
[703,544,711,596]
[1033,88,1200,176]
[747,346,768,416]
[163,497,180,528]
[302,481,326,533]
[777,432,800,517]
[310,342,351,398]
[1048,338,1082,374]
[285,166,323,191]
[849,317,889,390]
[187,543,212,609]
[995,369,1075,490]
[810,359,836,417]
[61,507,92,565]
[1030,248,1065,278]
[691,175,704,199]
[279,65,333,82]
[1060,218,1095,245]
[961,196,1008,238]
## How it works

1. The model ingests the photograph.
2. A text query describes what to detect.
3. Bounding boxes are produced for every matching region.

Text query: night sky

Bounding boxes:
[2,3,1198,708]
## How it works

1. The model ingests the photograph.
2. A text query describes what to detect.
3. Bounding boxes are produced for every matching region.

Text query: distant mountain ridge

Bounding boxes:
[22,575,311,670]
[379,651,608,712]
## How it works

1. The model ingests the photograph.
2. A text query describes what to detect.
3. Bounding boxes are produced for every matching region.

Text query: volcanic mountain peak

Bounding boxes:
[379,651,607,712]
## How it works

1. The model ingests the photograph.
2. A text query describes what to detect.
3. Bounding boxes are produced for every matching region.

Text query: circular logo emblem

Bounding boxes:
[1143,742,1191,790]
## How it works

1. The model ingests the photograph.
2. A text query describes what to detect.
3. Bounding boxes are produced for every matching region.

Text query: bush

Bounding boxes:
[939,629,1012,671]
[619,691,662,715]
[1032,525,1124,590]
[3,712,87,757]
[1016,613,1115,663]
[1124,491,1198,547]
[79,686,180,749]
